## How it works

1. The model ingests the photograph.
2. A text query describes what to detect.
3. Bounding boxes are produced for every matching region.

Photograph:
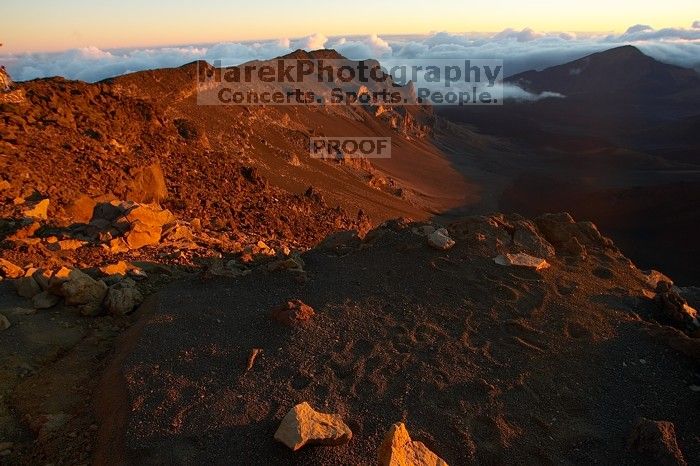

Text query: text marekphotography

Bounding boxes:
[197,59,503,106]
[310,137,392,159]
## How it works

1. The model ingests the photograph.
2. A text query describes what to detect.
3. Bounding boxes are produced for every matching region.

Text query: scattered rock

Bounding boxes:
[495,253,550,270]
[99,261,130,277]
[103,278,143,315]
[0,314,10,331]
[60,269,108,316]
[108,238,130,253]
[271,300,315,326]
[274,402,352,451]
[23,198,49,220]
[125,220,162,249]
[56,239,87,251]
[118,203,176,250]
[13,275,42,298]
[629,418,687,466]
[379,422,448,466]
[67,194,97,223]
[32,290,60,309]
[0,258,24,279]
[427,229,455,251]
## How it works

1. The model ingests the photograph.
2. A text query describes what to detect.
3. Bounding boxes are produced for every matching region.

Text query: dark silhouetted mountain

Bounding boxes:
[508,45,700,98]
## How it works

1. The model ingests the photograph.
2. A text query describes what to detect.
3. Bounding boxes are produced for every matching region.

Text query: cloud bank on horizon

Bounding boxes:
[2,23,699,83]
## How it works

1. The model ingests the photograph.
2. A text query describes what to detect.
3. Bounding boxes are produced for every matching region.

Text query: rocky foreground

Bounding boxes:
[2,212,696,464]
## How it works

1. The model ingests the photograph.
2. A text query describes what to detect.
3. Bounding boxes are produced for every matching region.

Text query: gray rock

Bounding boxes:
[427,229,455,251]
[32,290,60,309]
[13,276,41,298]
[104,279,143,315]
[60,269,108,316]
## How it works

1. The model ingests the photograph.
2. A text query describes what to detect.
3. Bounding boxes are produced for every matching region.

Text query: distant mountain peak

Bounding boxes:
[507,45,699,98]
[279,49,347,60]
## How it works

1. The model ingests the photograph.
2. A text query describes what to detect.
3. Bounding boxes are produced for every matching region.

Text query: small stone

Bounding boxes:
[379,422,448,466]
[23,198,49,220]
[103,278,143,315]
[57,239,86,251]
[13,275,42,298]
[427,229,455,251]
[0,314,10,331]
[274,402,352,451]
[629,418,687,466]
[0,442,12,453]
[271,300,315,326]
[0,258,24,279]
[32,290,60,309]
[495,253,550,270]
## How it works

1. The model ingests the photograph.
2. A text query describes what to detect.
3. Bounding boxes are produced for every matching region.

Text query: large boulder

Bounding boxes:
[117,203,176,250]
[273,402,352,451]
[60,269,108,316]
[379,423,448,466]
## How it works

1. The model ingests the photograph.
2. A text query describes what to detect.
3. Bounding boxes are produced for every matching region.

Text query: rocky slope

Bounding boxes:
[87,213,698,465]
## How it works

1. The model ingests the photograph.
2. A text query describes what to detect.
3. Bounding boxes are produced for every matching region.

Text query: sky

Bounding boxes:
[2,0,699,53]
[1,1,698,83]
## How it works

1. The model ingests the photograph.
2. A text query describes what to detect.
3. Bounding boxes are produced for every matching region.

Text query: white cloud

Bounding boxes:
[502,84,565,101]
[2,24,699,83]
[293,33,328,51]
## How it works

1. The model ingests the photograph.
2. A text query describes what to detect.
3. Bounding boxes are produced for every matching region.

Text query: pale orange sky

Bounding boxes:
[2,0,699,53]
